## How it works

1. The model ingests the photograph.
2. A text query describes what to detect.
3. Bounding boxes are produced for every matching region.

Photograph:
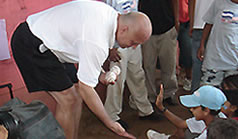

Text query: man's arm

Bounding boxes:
[156,85,188,129]
[171,0,180,32]
[78,81,135,139]
[197,23,213,61]
[188,0,195,37]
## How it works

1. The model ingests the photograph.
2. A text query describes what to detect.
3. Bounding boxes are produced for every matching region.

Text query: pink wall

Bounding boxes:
[0,0,72,43]
[0,0,107,107]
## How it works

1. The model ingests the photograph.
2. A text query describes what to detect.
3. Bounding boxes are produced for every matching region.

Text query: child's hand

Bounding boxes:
[109,48,121,62]
[197,45,205,61]
[156,84,165,111]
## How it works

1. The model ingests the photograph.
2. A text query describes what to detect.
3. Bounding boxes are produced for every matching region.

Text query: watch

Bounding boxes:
[161,107,167,113]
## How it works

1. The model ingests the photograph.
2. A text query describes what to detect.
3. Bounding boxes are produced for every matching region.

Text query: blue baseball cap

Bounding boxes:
[179,85,227,110]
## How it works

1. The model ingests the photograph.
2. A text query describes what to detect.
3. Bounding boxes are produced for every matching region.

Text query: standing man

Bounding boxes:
[11,0,152,138]
[139,0,179,104]
[104,0,158,130]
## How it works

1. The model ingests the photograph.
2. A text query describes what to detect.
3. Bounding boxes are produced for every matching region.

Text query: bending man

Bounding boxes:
[11,0,152,138]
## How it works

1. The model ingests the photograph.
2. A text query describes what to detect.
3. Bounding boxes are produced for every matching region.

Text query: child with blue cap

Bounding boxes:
[147,85,227,139]
[179,85,227,139]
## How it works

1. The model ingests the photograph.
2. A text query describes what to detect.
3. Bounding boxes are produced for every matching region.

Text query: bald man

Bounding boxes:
[11,0,151,139]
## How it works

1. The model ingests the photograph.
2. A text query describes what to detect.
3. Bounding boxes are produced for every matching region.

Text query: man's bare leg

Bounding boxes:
[49,85,82,139]
[74,83,83,139]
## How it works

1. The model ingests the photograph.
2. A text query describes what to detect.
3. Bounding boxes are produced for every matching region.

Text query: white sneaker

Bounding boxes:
[147,129,170,139]
[183,78,191,91]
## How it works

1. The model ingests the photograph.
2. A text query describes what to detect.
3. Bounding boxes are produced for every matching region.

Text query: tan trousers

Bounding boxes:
[142,27,178,103]
[104,45,153,121]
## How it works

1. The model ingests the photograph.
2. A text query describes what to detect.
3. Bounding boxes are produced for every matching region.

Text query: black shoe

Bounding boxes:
[164,97,178,105]
[116,119,129,131]
[139,112,163,121]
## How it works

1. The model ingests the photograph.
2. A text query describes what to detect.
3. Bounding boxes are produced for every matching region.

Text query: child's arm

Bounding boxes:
[156,85,188,129]
[197,23,213,61]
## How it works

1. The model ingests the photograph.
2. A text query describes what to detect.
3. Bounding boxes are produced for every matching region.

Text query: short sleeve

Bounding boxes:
[75,40,108,87]
[202,0,217,24]
[186,117,206,133]
[195,130,207,139]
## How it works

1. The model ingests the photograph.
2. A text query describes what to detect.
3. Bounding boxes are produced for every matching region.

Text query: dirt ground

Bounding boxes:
[78,86,192,139]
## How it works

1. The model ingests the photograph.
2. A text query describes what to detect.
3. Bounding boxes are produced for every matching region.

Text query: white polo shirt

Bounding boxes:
[26,0,118,87]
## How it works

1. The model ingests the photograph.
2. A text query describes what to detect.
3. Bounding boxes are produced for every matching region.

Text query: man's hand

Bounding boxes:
[156,84,165,111]
[109,48,121,62]
[111,122,136,139]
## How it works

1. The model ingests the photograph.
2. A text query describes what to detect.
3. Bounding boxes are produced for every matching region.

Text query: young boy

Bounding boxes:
[147,85,227,139]
[198,0,238,87]
[179,85,227,138]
